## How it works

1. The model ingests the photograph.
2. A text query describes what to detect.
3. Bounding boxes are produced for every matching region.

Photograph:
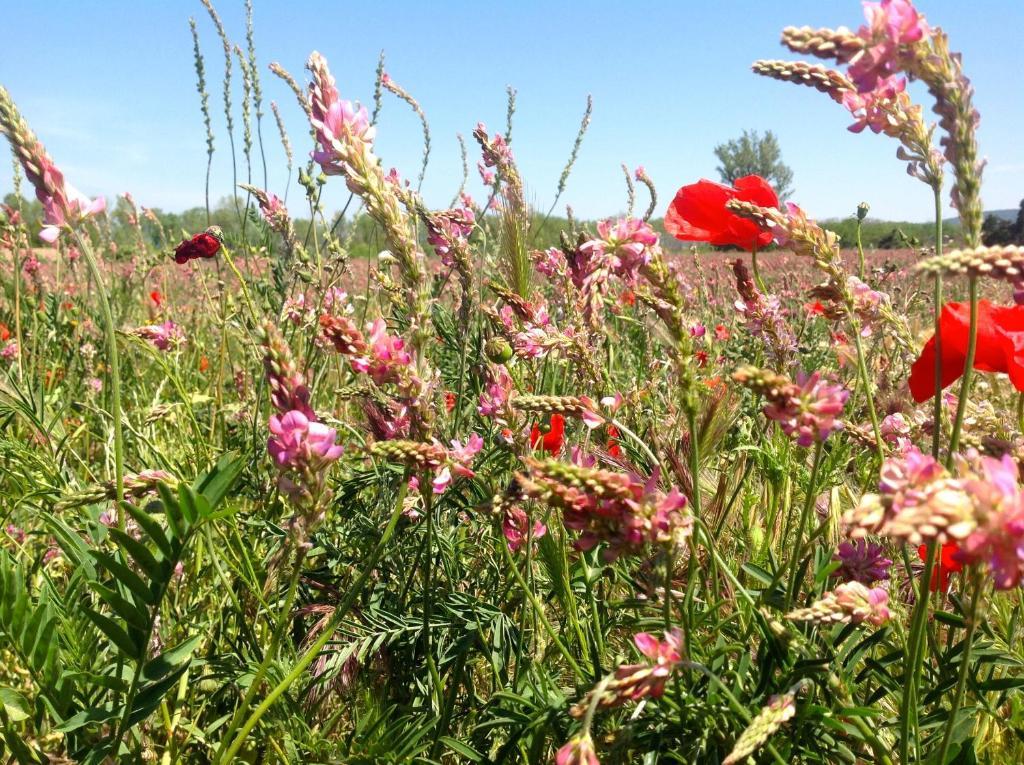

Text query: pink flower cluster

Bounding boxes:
[578,218,659,285]
[762,371,849,447]
[501,504,547,552]
[519,458,692,562]
[569,629,684,716]
[425,203,475,266]
[848,0,929,92]
[262,325,342,512]
[959,454,1024,589]
[308,51,376,182]
[477,365,514,421]
[431,434,483,493]
[130,321,183,351]
[843,74,908,133]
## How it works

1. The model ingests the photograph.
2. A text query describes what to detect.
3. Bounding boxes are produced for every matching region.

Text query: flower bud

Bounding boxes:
[485,336,514,363]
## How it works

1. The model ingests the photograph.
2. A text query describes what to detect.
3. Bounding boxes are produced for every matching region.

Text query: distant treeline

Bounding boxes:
[4,191,962,258]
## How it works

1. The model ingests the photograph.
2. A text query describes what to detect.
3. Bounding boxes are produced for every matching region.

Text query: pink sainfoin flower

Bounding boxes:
[843,74,908,133]
[763,371,849,447]
[130,321,183,351]
[519,460,692,562]
[475,123,513,170]
[0,86,106,243]
[787,581,891,626]
[570,630,683,716]
[849,0,929,92]
[478,365,514,420]
[502,505,547,553]
[880,412,913,452]
[0,342,18,362]
[307,52,375,180]
[431,433,483,493]
[533,247,563,278]
[959,454,1024,589]
[555,734,601,765]
[833,540,892,584]
[843,446,975,545]
[425,204,475,265]
[5,524,25,544]
[353,318,414,385]
[732,260,796,368]
[579,218,659,285]
[262,325,315,420]
[268,410,344,471]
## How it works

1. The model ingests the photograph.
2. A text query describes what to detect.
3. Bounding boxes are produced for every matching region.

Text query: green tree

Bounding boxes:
[713,130,794,199]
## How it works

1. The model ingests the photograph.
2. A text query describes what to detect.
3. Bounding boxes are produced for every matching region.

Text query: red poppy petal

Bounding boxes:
[733,175,780,209]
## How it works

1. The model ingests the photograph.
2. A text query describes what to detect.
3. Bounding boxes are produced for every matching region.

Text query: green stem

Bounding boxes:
[936,568,984,764]
[751,246,767,295]
[931,185,945,459]
[947,276,979,465]
[218,482,408,763]
[499,538,586,682]
[901,539,938,762]
[214,546,306,761]
[850,322,884,464]
[855,217,866,282]
[785,442,824,608]
[73,229,125,519]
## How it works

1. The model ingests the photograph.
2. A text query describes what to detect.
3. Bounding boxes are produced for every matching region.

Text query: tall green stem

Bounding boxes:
[214,547,306,761]
[73,230,125,518]
[218,483,408,763]
[499,539,586,682]
[946,276,979,465]
[785,442,824,608]
[850,325,884,463]
[936,568,984,764]
[931,185,945,458]
[750,245,767,294]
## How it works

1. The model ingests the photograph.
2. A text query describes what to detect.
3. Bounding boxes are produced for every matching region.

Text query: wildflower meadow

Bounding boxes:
[2,0,1024,762]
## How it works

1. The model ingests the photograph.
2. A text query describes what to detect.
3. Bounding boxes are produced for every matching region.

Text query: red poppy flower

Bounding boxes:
[664,175,778,252]
[150,290,163,307]
[0,323,8,342]
[198,355,209,373]
[805,300,827,317]
[606,424,623,458]
[908,301,1024,403]
[530,413,565,453]
[919,542,964,592]
[174,226,223,265]
[620,289,636,307]
[444,391,456,413]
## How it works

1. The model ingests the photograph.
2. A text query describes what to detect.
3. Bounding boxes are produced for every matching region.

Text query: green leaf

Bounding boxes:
[0,687,30,722]
[143,635,201,682]
[107,528,163,579]
[194,451,245,511]
[83,607,141,659]
[439,736,484,762]
[124,504,173,560]
[89,551,155,606]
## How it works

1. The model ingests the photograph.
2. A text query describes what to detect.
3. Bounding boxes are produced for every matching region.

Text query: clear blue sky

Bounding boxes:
[1,1,1021,223]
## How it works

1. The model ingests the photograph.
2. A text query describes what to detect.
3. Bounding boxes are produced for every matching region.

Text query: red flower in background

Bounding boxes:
[664,175,778,252]
[530,413,565,453]
[908,301,1024,403]
[606,424,623,458]
[0,323,9,342]
[919,542,964,592]
[174,226,223,265]
[149,290,163,307]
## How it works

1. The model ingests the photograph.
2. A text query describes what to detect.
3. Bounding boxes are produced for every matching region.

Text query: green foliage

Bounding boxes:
[714,129,794,199]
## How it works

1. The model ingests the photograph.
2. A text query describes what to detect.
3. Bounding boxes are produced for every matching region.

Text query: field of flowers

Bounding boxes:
[2,0,1024,762]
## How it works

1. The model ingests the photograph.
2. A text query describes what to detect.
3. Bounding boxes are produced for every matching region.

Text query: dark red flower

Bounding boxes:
[174,226,223,265]
[908,301,1024,403]
[530,413,565,453]
[664,175,778,252]
[918,542,964,592]
[444,391,456,413]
